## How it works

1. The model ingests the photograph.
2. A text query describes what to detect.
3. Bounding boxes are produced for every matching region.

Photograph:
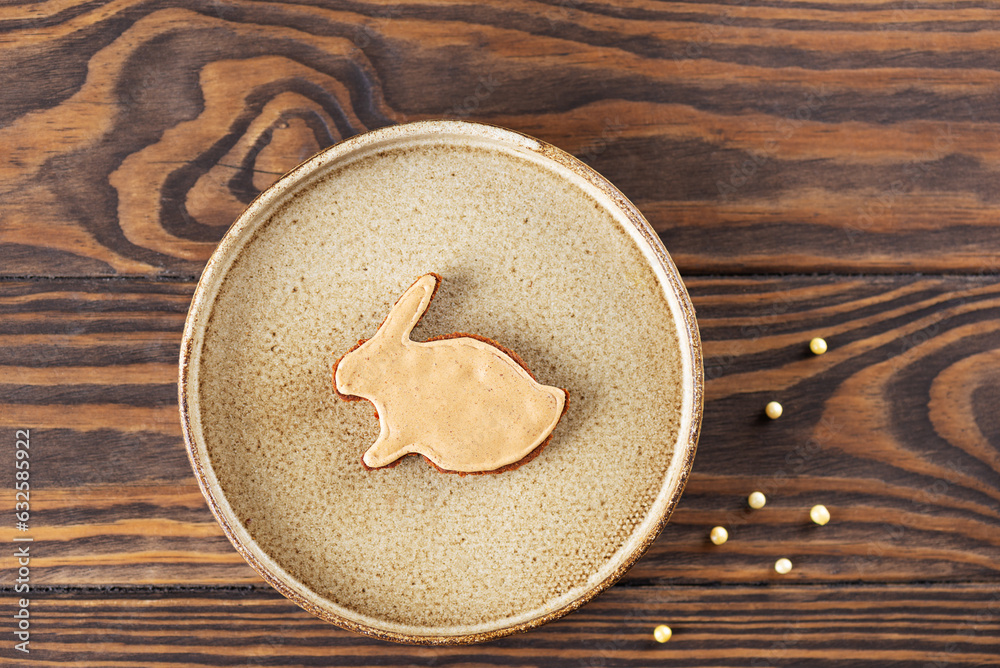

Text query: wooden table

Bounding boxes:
[2,1,999,665]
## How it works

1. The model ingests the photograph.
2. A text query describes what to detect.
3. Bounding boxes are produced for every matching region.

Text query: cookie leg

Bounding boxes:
[362,432,413,469]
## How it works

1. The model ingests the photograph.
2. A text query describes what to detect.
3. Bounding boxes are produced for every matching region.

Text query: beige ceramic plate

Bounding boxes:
[179,120,702,644]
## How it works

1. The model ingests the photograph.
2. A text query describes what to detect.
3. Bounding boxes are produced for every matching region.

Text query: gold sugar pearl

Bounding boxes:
[774,558,793,574]
[748,491,767,509]
[809,337,828,355]
[765,401,783,419]
[709,526,728,545]
[653,624,672,643]
[810,504,831,526]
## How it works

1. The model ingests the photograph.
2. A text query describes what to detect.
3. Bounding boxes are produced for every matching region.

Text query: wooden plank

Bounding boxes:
[1,584,998,665]
[3,1,1000,275]
[0,275,998,586]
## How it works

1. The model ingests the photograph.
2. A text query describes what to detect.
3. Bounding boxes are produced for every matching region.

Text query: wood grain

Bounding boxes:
[2,584,998,666]
[1,275,997,586]
[4,0,1000,663]
[4,0,1000,275]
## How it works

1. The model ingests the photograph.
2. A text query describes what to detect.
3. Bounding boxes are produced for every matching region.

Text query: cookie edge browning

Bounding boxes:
[330,275,569,476]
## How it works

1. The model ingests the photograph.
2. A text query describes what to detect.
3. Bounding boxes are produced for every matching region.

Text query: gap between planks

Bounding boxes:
[3,272,1000,283]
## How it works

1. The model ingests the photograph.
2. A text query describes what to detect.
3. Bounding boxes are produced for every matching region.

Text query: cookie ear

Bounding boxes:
[373,274,439,344]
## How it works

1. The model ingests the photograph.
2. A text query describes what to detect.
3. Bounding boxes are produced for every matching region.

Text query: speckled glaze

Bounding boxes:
[178,120,703,645]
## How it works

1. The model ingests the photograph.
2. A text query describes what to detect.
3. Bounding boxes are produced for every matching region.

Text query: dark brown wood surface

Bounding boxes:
[2,585,999,666]
[4,0,1000,277]
[2,0,999,665]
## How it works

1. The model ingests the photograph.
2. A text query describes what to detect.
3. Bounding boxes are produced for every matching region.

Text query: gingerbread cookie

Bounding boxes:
[333,274,568,474]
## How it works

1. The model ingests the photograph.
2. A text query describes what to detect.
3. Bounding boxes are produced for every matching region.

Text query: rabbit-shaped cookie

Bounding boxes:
[333,273,568,474]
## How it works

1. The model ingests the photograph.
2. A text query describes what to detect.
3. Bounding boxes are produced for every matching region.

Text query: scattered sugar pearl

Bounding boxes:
[748,491,767,509]
[774,558,793,574]
[709,526,728,545]
[809,337,828,355]
[653,624,672,643]
[765,401,783,419]
[810,504,831,526]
